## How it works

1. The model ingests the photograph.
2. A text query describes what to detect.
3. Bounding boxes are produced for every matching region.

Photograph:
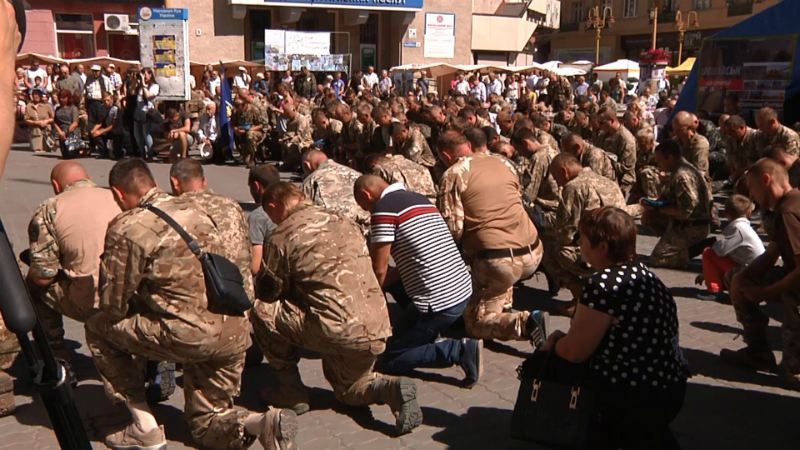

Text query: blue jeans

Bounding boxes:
[133,120,152,157]
[380,297,468,374]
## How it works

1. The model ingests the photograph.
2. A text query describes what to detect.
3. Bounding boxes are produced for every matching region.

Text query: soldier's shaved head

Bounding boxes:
[353,174,389,213]
[746,157,793,210]
[50,161,89,194]
[561,133,585,156]
[747,157,789,185]
[672,111,695,129]
[549,153,583,187]
[108,158,157,211]
[261,181,305,224]
[169,159,207,195]
[302,149,329,175]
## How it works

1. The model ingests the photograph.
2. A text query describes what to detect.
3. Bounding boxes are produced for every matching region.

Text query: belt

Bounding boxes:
[476,236,541,260]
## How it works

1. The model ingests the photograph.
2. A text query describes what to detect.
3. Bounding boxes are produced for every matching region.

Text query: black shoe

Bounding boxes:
[526,310,548,349]
[146,361,176,404]
[720,347,777,373]
[459,338,483,389]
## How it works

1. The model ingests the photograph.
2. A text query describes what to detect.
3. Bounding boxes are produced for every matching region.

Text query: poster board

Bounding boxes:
[265,53,350,74]
[138,7,190,101]
[696,35,798,118]
[285,31,331,55]
[424,13,455,59]
[264,29,286,54]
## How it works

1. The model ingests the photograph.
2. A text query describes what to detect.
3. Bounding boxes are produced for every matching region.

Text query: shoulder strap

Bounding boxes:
[145,204,203,257]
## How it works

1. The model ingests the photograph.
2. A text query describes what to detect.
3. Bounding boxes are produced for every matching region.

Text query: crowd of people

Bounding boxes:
[5,53,800,450]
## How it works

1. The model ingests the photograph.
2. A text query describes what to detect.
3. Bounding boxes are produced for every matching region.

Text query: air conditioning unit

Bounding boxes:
[104,14,130,32]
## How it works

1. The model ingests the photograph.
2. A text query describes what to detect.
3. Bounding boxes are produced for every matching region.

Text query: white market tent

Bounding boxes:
[592,59,641,82]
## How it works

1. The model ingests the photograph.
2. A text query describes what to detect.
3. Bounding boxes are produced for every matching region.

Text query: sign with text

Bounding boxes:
[696,35,797,119]
[424,13,455,59]
[138,7,190,101]
[285,31,331,55]
[232,0,423,10]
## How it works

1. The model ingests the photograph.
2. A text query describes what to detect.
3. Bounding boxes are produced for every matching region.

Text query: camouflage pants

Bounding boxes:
[540,243,593,293]
[731,269,800,373]
[85,312,254,450]
[28,276,96,348]
[645,212,710,269]
[465,244,543,341]
[0,315,18,370]
[235,130,264,168]
[636,166,662,199]
[251,300,396,407]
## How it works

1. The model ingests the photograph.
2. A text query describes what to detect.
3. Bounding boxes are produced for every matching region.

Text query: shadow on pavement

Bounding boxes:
[683,348,788,390]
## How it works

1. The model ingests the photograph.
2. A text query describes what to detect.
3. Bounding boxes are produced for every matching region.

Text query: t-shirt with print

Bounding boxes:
[580,261,687,390]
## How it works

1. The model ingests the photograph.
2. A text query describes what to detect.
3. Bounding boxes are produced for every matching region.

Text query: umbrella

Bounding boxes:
[666,57,696,77]
[593,59,640,72]
[554,67,587,76]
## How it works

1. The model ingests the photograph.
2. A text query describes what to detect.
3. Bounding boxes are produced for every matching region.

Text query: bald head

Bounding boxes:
[354,174,389,213]
[673,111,694,128]
[169,159,207,195]
[561,133,586,156]
[549,153,583,187]
[302,149,329,175]
[51,161,89,194]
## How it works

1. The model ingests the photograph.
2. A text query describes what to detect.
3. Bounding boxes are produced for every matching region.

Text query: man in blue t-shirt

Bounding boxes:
[354,175,482,387]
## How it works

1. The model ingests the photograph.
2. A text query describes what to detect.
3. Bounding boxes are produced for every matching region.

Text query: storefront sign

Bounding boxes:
[234,0,423,10]
[138,7,190,101]
[696,35,798,118]
[424,13,455,59]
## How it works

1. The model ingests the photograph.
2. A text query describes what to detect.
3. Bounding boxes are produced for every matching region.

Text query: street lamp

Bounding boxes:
[675,9,700,65]
[649,0,663,51]
[586,5,615,65]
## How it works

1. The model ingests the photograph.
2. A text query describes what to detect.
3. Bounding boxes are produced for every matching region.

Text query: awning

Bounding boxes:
[593,59,640,72]
[666,57,696,76]
[16,53,66,66]
[67,56,141,73]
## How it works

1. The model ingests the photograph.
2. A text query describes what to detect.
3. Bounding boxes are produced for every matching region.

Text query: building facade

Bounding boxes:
[541,0,782,65]
[21,0,162,60]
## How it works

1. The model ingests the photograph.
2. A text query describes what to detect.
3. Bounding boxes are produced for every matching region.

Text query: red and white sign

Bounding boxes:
[424,13,455,59]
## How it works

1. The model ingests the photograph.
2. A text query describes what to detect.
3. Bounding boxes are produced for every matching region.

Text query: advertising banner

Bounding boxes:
[424,13,455,59]
[285,31,331,55]
[138,7,190,101]
[696,35,797,118]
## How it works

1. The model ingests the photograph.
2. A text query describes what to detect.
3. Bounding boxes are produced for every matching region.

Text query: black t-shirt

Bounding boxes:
[581,261,687,390]
[772,189,800,273]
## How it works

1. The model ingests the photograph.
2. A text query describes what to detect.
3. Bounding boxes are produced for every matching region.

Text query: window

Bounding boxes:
[571,1,585,23]
[624,0,638,18]
[55,13,95,59]
[693,0,711,10]
[728,0,753,16]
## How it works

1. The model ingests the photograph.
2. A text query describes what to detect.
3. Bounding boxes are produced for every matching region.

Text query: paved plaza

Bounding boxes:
[0,147,797,449]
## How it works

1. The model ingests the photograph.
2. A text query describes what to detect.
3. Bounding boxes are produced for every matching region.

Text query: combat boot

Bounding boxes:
[145,361,176,404]
[720,346,778,373]
[0,371,15,417]
[104,422,166,450]
[255,408,298,450]
[261,366,310,415]
[373,376,423,435]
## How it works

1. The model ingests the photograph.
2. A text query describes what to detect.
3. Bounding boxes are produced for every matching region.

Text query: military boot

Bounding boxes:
[145,361,176,404]
[261,366,310,415]
[0,371,15,417]
[373,376,422,435]
[720,346,778,373]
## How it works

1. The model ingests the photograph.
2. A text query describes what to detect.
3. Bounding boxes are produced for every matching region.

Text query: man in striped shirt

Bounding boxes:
[355,175,483,387]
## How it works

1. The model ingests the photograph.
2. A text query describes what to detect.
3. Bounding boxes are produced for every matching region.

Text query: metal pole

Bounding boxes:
[678,30,684,65]
[652,7,658,50]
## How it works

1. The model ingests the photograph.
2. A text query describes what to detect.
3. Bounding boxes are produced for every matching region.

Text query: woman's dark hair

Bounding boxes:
[579,206,637,264]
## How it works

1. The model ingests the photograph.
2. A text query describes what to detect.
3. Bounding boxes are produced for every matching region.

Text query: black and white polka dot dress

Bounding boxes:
[581,261,687,390]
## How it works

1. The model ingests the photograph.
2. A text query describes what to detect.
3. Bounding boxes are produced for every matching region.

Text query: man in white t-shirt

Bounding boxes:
[207,71,221,99]
[106,63,123,95]
[233,66,251,90]
[362,66,379,93]
[25,60,48,91]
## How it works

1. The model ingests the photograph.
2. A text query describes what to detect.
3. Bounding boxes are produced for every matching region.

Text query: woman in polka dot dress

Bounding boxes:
[542,206,689,450]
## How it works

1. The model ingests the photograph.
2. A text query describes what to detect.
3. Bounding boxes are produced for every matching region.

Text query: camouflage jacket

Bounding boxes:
[233,102,267,130]
[312,118,343,148]
[99,188,249,352]
[580,144,616,181]
[758,124,800,157]
[725,127,760,171]
[600,125,637,189]
[679,133,710,176]
[341,118,364,152]
[398,127,437,168]
[662,159,712,223]
[256,202,391,344]
[302,160,371,231]
[556,168,626,247]
[180,189,254,302]
[371,154,437,200]
[280,114,313,147]
[28,179,121,281]
[516,145,561,212]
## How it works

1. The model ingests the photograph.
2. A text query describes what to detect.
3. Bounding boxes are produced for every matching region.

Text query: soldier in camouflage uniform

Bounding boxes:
[722,159,800,389]
[334,103,364,166]
[86,159,297,450]
[756,107,800,157]
[301,149,371,232]
[390,121,437,169]
[365,153,437,201]
[724,115,760,181]
[622,110,654,138]
[252,182,423,434]
[26,161,121,355]
[437,131,548,345]
[642,141,712,269]
[511,128,561,232]
[233,89,268,169]
[278,103,314,171]
[561,133,616,182]
[0,314,17,417]
[543,154,627,312]
[673,111,710,177]
[568,111,594,142]
[311,108,343,157]
[632,128,662,201]
[597,107,637,196]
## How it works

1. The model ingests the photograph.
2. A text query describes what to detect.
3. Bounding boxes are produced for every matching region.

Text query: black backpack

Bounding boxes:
[146,205,252,316]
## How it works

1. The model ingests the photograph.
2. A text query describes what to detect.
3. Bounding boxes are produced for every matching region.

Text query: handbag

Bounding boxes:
[511,350,596,449]
[145,205,252,316]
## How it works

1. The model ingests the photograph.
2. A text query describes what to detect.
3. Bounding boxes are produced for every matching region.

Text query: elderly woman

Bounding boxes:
[542,206,688,450]
[53,89,81,158]
[23,89,54,153]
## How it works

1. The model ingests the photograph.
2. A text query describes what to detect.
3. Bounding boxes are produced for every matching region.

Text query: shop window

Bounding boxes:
[248,9,271,61]
[55,13,95,59]
[693,0,711,10]
[624,0,638,18]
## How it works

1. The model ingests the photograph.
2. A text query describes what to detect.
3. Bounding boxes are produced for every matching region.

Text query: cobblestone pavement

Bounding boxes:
[0,148,798,449]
